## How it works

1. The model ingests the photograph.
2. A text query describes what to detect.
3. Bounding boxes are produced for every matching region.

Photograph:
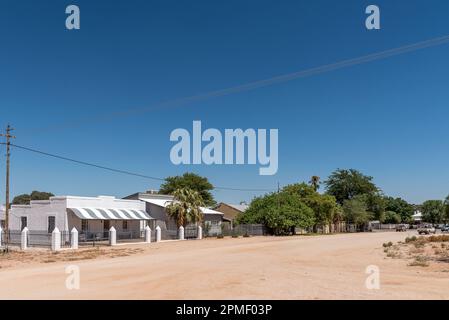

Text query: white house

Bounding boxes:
[412,210,423,223]
[2,196,151,241]
[124,192,224,235]
[0,205,5,229]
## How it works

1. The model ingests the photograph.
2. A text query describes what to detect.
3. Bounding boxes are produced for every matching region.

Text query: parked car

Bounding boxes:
[396,224,408,232]
[441,225,449,233]
[417,224,436,235]
[435,224,445,229]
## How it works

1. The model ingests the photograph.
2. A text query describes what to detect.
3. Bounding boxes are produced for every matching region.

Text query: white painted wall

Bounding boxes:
[9,198,67,232]
[8,196,146,233]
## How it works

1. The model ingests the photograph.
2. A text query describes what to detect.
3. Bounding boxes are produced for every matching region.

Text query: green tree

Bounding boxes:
[361,192,386,222]
[283,182,316,198]
[342,196,371,227]
[166,188,205,227]
[421,200,445,224]
[324,169,378,205]
[160,172,215,206]
[282,183,341,230]
[12,190,54,205]
[384,196,414,223]
[309,176,320,191]
[237,191,315,235]
[384,211,401,224]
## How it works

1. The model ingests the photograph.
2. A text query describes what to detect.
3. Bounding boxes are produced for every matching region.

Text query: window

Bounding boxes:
[123,220,128,230]
[21,217,27,231]
[81,219,88,231]
[104,220,110,230]
[0,220,5,229]
[48,216,56,234]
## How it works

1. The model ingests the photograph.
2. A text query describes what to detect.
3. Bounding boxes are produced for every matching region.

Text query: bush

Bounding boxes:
[383,241,393,248]
[243,233,250,238]
[217,234,224,239]
[428,235,449,243]
[405,236,417,243]
[409,256,429,267]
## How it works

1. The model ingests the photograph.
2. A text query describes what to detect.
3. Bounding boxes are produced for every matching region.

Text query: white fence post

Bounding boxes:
[109,226,116,246]
[71,227,78,249]
[155,226,161,242]
[51,227,61,252]
[0,227,2,247]
[145,226,151,243]
[197,225,202,240]
[21,227,28,250]
[178,226,184,240]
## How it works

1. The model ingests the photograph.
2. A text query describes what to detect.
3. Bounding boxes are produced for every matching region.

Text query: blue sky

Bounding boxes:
[0,0,448,204]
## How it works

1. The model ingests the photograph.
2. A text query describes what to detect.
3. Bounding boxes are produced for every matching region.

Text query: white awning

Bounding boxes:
[68,208,152,220]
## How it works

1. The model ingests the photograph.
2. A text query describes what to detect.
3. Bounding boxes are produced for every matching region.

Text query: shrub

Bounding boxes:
[405,236,417,243]
[408,256,429,267]
[383,241,393,248]
[217,234,224,239]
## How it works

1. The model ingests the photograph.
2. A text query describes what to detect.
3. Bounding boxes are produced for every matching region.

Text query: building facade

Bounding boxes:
[124,192,224,236]
[1,196,151,240]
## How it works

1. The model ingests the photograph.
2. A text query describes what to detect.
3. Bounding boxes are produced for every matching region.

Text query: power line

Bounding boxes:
[27,33,449,134]
[6,143,275,192]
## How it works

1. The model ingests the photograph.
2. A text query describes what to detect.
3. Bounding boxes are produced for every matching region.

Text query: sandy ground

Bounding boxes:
[1,231,449,300]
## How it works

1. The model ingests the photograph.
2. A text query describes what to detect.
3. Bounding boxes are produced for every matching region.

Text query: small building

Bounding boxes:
[124,192,224,236]
[214,202,248,227]
[2,195,151,240]
[0,205,5,229]
[412,210,423,223]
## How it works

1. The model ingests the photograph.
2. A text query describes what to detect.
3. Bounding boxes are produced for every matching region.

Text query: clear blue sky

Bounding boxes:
[0,0,448,205]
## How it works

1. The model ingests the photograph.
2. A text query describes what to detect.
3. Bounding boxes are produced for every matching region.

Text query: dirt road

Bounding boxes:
[1,231,448,299]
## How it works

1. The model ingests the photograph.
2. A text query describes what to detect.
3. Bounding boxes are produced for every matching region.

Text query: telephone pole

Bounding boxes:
[1,124,15,245]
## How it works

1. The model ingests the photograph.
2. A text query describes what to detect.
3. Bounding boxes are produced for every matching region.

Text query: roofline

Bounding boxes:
[215,202,246,213]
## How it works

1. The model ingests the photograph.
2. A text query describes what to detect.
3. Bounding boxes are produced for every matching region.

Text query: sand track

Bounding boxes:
[1,231,448,299]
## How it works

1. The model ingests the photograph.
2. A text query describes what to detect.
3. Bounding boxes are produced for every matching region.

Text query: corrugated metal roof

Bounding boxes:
[140,198,223,215]
[224,203,249,212]
[68,208,152,220]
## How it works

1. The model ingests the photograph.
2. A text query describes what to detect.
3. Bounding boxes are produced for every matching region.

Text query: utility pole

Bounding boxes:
[1,124,15,246]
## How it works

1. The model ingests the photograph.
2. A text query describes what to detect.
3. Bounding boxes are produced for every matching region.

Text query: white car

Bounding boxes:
[417,225,436,235]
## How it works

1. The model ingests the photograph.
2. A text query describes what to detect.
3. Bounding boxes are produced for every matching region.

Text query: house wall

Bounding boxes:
[9,198,68,232]
[65,196,145,211]
[8,196,146,234]
[214,204,241,221]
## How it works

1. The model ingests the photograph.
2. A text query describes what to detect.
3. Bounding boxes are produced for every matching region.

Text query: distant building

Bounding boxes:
[0,205,5,229]
[124,192,224,236]
[412,210,423,223]
[214,202,249,226]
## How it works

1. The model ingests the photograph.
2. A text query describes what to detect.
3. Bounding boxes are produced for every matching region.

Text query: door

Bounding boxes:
[21,217,27,231]
[103,220,110,238]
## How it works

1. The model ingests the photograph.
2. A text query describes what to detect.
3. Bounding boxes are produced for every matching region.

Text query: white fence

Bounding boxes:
[0,225,202,252]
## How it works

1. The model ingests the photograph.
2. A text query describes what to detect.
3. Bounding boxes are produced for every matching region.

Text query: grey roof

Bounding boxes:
[223,203,249,213]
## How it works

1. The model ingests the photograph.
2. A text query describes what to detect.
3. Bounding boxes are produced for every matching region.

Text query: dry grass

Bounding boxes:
[409,256,429,267]
[385,235,449,270]
[0,246,143,269]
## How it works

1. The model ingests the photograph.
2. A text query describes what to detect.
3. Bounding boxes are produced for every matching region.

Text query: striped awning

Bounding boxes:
[68,208,152,220]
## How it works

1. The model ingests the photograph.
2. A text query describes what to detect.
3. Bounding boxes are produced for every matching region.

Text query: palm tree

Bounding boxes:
[309,176,320,191]
[166,187,205,228]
